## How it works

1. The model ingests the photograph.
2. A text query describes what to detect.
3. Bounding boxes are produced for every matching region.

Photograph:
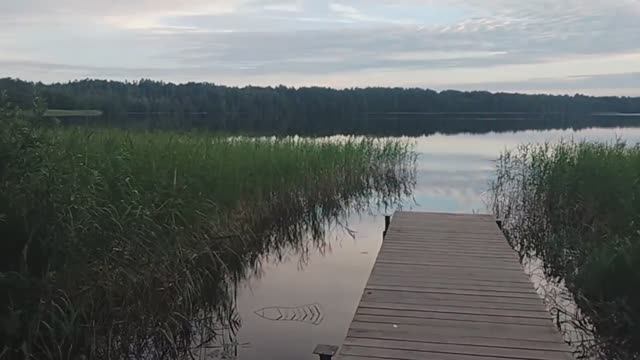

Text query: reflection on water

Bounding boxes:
[233,127,640,360]
[254,303,324,325]
[187,144,415,359]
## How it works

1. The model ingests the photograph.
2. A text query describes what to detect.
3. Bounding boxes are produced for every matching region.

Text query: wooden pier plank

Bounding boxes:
[338,211,572,360]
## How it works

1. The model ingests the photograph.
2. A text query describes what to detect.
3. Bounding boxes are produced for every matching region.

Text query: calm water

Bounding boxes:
[233,127,640,360]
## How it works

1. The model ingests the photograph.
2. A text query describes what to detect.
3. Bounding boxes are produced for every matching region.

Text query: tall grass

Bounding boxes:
[491,140,640,359]
[0,106,415,359]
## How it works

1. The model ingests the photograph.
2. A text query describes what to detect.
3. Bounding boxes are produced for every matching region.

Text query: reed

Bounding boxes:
[491,140,640,359]
[0,106,415,359]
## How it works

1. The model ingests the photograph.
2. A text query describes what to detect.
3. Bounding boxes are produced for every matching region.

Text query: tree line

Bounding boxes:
[2,77,640,135]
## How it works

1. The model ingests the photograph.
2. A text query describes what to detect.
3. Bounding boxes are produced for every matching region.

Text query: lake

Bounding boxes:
[228,127,640,360]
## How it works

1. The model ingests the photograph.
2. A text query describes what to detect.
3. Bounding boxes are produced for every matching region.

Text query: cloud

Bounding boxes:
[1,0,640,94]
[329,3,361,17]
[0,0,243,18]
[262,1,302,12]
[328,2,408,23]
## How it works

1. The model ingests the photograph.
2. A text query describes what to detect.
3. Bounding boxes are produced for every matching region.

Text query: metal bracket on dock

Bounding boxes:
[383,215,391,237]
[313,344,339,360]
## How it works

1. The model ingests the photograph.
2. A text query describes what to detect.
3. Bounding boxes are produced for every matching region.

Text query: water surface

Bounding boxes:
[234,127,640,360]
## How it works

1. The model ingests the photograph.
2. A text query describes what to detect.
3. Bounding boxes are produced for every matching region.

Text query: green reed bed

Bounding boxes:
[0,108,415,359]
[491,140,640,359]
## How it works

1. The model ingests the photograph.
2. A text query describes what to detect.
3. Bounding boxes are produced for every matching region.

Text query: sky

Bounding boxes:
[2,0,640,95]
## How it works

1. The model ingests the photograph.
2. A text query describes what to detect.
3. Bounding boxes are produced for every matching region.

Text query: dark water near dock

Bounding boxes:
[228,127,640,360]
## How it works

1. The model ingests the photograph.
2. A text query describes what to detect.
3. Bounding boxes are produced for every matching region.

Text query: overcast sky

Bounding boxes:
[2,0,640,95]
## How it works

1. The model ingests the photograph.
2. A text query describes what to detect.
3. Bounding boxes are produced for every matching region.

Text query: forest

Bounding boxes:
[2,77,640,135]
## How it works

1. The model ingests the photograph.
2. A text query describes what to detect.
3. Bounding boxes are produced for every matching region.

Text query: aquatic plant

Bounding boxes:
[491,140,640,359]
[0,101,415,359]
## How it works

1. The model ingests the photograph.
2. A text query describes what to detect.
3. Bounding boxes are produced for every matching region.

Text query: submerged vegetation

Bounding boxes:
[0,97,415,359]
[491,141,640,359]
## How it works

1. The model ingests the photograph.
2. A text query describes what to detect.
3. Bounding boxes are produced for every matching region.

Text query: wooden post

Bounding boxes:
[383,215,391,237]
[313,344,339,360]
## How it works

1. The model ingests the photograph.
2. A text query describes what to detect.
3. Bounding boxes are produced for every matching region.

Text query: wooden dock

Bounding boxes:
[338,211,573,360]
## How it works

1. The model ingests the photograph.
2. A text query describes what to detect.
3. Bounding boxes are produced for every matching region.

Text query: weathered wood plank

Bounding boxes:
[371,264,531,281]
[355,307,555,327]
[357,301,554,318]
[347,322,570,351]
[353,315,562,340]
[374,261,525,273]
[369,273,533,292]
[344,338,572,360]
[365,283,539,296]
[338,211,572,360]
[365,284,539,298]
[378,247,519,257]
[362,291,547,312]
[341,344,568,360]
[380,240,513,250]
[377,248,519,258]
